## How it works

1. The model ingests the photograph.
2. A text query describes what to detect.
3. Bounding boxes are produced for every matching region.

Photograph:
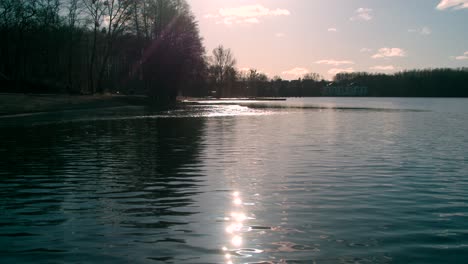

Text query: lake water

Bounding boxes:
[1,97,468,263]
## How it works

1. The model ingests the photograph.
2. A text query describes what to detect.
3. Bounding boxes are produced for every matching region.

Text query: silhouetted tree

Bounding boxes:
[138,0,206,102]
[272,75,282,82]
[208,45,237,97]
[82,0,106,93]
[0,0,206,101]
[303,72,323,82]
[245,69,268,97]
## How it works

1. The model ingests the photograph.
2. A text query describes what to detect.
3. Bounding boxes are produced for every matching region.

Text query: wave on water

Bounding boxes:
[0,104,274,127]
[0,99,432,128]
[187,101,429,113]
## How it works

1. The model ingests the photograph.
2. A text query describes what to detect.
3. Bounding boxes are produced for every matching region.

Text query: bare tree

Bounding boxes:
[243,68,268,97]
[247,69,268,82]
[83,0,106,93]
[303,72,323,82]
[63,0,82,92]
[35,0,60,28]
[272,75,282,82]
[1,0,207,98]
[209,45,236,97]
[96,0,133,93]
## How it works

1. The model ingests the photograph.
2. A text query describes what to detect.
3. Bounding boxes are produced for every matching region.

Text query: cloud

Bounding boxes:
[421,27,432,35]
[372,48,407,58]
[244,18,260,23]
[328,28,338,32]
[436,0,468,10]
[350,8,373,21]
[316,60,355,66]
[204,14,219,19]
[205,4,290,25]
[370,65,396,71]
[455,51,468,60]
[275,32,285,38]
[360,48,372,53]
[408,27,431,35]
[328,68,355,75]
[282,67,310,77]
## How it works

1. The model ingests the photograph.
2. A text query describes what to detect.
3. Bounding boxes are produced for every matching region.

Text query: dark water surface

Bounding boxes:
[1,98,468,263]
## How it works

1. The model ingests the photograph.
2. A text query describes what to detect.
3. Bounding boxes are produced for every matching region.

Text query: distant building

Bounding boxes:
[321,83,368,96]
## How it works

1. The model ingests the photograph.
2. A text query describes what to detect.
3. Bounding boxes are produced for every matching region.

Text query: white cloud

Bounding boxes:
[205,4,290,25]
[282,67,310,77]
[455,51,468,60]
[436,0,468,10]
[328,28,338,32]
[275,32,285,38]
[204,14,219,19]
[316,60,355,66]
[421,27,432,35]
[219,5,290,17]
[350,8,373,21]
[360,48,372,53]
[328,68,355,75]
[408,27,431,35]
[244,18,260,23]
[370,65,396,71]
[372,48,407,59]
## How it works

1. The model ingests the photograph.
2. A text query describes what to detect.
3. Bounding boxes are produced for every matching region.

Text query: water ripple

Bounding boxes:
[1,98,468,263]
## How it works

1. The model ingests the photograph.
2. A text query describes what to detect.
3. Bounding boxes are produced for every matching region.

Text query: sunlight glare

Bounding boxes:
[230,212,247,222]
[231,235,243,247]
[226,223,243,234]
[233,197,242,205]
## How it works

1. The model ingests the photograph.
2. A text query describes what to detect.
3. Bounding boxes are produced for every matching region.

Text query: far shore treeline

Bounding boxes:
[1,0,468,101]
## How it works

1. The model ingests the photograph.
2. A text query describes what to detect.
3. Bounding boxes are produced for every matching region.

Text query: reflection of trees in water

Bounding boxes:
[0,124,68,218]
[0,117,207,259]
[58,117,208,228]
[91,118,208,228]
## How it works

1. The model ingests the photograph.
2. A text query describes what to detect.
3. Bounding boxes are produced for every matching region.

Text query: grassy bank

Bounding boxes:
[0,94,149,116]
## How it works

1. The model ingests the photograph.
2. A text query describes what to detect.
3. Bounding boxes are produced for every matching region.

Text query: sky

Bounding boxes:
[187,0,468,80]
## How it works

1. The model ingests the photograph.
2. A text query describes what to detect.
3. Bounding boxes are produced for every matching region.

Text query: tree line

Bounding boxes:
[334,69,468,97]
[205,45,325,98]
[0,0,206,102]
[202,45,468,98]
[1,1,467,99]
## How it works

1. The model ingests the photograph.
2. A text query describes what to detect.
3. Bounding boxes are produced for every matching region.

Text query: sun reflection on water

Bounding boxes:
[223,191,246,263]
[222,191,264,263]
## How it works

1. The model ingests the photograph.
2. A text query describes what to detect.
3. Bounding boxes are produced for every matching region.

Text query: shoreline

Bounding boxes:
[3,94,467,117]
[0,94,289,117]
[0,94,149,117]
